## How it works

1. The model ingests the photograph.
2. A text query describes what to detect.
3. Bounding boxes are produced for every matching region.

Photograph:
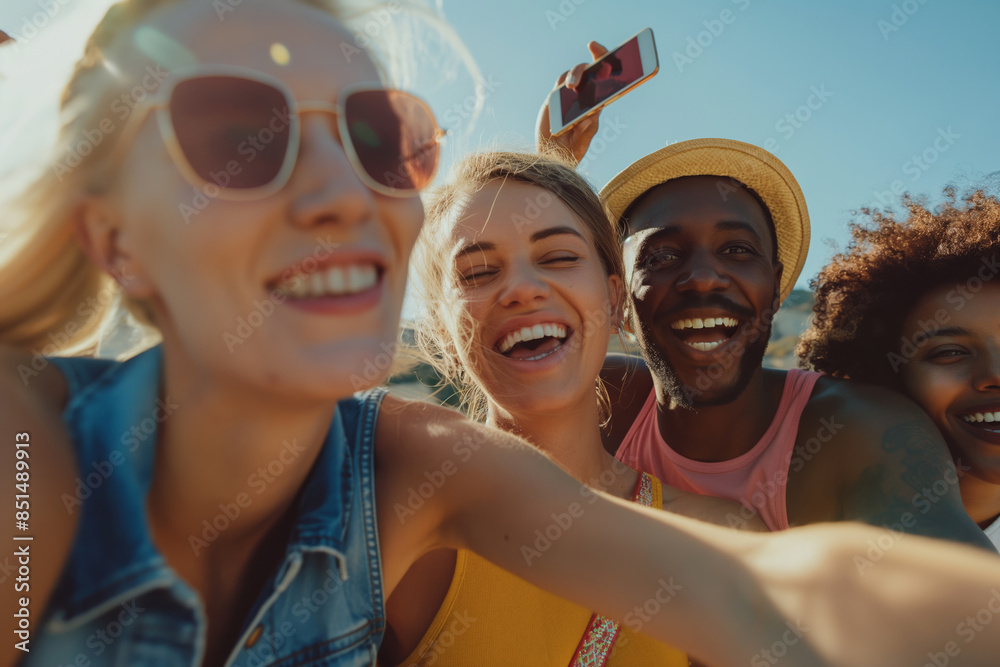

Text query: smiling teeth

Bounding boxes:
[670,317,739,330]
[962,411,1000,424]
[498,323,567,354]
[275,264,378,299]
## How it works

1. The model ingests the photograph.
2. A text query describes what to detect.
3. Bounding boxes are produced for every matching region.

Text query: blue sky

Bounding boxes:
[421,0,1000,292]
[2,0,998,295]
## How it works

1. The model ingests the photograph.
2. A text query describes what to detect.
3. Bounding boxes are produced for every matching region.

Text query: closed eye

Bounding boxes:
[541,254,580,265]
[460,267,498,285]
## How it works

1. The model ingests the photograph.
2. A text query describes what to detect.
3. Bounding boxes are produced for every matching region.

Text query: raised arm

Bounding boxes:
[535,40,608,162]
[0,348,78,667]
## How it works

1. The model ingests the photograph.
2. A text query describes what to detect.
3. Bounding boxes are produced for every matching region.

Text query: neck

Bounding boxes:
[486,392,635,498]
[958,473,1000,529]
[146,342,338,554]
[652,367,783,462]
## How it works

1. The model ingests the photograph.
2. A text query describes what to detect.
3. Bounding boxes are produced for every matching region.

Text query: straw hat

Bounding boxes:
[600,138,810,302]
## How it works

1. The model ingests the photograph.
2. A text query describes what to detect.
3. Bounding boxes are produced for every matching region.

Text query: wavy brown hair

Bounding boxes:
[798,187,1000,388]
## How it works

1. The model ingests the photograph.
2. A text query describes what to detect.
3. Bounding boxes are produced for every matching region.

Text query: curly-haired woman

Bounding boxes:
[799,187,1000,549]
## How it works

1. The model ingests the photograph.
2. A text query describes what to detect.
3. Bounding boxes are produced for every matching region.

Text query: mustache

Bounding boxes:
[656,294,757,323]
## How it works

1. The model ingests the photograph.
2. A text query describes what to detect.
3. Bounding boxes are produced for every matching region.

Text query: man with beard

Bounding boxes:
[583,138,992,548]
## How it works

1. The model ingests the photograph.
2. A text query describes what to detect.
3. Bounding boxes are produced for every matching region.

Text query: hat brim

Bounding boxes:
[599,138,810,302]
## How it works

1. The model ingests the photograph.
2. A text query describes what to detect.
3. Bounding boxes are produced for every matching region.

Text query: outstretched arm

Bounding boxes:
[379,395,1000,666]
[376,396,798,665]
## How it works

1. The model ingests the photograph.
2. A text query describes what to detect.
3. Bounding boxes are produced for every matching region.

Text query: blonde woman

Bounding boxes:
[384,151,764,666]
[3,1,1000,666]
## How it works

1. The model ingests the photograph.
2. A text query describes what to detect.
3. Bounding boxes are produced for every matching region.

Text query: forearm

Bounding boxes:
[745,522,1000,666]
[445,437,818,664]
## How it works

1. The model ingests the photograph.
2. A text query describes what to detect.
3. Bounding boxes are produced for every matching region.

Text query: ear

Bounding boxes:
[74,196,156,299]
[607,273,625,328]
[771,260,785,313]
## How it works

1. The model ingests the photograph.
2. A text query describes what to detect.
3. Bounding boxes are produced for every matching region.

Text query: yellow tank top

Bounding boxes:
[398,473,688,666]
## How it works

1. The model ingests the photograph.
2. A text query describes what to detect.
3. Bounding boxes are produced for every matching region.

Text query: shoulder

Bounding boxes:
[0,345,71,411]
[376,395,524,473]
[600,353,653,455]
[376,394,471,454]
[802,375,931,448]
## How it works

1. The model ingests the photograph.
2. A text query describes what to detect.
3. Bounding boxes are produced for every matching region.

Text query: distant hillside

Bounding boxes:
[765,288,815,369]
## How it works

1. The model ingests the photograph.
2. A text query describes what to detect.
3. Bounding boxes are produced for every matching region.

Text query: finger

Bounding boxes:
[588,41,608,60]
[567,62,589,89]
[580,115,599,139]
[554,70,571,89]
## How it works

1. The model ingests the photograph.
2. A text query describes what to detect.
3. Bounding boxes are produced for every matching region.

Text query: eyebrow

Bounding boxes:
[530,225,587,243]
[715,220,766,244]
[454,226,586,259]
[454,241,495,259]
[630,220,764,242]
[632,220,764,252]
[922,326,972,339]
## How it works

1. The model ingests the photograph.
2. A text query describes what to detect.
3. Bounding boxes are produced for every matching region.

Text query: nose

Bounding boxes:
[288,115,376,230]
[674,249,731,294]
[498,259,550,308]
[973,345,1000,391]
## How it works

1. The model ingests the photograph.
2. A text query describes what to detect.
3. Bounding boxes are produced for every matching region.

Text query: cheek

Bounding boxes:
[901,365,962,417]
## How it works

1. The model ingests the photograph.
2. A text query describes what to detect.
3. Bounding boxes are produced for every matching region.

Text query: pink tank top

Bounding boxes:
[615,369,822,531]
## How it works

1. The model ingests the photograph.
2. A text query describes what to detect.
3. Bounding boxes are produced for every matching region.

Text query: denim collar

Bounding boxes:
[56,345,352,626]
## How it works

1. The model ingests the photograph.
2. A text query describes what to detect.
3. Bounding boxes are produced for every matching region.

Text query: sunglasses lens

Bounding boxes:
[344,90,439,193]
[169,76,291,190]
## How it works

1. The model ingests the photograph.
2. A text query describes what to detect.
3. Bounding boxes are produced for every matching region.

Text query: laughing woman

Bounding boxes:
[799,188,1000,550]
[382,151,764,666]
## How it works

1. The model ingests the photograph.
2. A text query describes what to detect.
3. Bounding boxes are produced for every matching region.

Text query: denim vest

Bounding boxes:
[26,346,386,666]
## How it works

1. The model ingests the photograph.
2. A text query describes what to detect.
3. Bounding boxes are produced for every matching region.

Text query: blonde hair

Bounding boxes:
[0,0,477,359]
[412,151,625,422]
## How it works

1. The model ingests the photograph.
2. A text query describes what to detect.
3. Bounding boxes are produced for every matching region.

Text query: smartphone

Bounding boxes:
[548,28,658,137]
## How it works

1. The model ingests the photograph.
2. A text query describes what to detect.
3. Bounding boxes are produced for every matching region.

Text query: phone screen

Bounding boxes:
[559,35,643,126]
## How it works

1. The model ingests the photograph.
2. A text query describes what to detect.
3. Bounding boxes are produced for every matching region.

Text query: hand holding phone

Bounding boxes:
[535,41,608,163]
[548,28,658,137]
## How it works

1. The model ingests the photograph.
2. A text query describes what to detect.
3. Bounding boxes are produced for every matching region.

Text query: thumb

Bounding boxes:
[588,41,608,60]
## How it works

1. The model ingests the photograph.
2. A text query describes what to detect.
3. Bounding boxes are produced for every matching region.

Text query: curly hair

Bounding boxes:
[798,186,1000,388]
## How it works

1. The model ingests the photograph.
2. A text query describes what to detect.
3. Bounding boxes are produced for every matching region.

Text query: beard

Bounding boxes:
[637,313,773,410]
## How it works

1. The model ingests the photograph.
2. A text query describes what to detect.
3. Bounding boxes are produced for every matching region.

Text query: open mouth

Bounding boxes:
[669,316,741,352]
[960,410,1000,428]
[270,263,382,300]
[496,323,570,362]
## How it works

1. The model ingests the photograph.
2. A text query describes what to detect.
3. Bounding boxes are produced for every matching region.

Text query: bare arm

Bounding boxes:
[378,397,812,665]
[380,396,1000,666]
[805,380,994,551]
[0,348,78,667]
